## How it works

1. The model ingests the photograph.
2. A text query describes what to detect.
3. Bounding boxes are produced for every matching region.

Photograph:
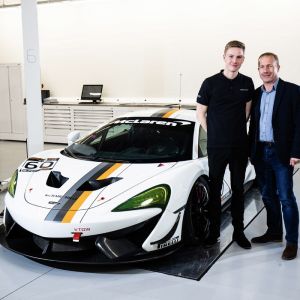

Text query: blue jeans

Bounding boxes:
[254,144,299,245]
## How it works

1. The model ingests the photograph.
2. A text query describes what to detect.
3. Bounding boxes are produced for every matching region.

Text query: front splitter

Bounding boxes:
[0,225,181,266]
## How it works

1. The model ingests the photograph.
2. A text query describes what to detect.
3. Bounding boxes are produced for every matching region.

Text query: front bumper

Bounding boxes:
[0,209,181,265]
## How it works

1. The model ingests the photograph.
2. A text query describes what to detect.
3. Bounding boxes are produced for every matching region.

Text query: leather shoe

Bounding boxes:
[251,232,282,244]
[233,232,251,249]
[282,244,298,260]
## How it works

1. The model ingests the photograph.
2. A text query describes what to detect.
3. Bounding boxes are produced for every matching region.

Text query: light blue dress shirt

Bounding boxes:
[259,79,279,142]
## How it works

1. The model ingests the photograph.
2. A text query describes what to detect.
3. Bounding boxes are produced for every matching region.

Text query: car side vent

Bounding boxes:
[78,177,122,191]
[46,171,69,188]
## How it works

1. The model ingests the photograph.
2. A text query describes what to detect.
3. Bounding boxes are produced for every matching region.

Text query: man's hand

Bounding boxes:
[290,158,300,167]
[196,103,208,132]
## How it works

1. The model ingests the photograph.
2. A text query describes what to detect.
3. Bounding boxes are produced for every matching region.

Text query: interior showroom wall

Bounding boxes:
[0,0,300,102]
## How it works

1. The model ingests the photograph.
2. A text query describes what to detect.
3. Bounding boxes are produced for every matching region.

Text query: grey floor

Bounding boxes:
[0,140,300,300]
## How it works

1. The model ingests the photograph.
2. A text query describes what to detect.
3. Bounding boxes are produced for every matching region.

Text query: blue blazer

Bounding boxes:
[249,78,300,164]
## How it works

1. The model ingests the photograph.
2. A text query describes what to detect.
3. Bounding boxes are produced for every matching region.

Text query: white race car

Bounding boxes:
[0,108,255,264]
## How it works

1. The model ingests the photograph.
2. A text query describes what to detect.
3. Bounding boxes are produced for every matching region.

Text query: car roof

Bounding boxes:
[116,107,197,122]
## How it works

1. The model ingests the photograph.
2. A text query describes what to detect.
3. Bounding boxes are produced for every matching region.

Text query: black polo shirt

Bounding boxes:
[197,71,254,148]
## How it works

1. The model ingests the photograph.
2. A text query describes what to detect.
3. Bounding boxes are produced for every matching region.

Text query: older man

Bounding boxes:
[249,52,300,260]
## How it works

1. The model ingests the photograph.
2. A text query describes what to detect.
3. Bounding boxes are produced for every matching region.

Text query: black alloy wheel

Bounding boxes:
[183,177,210,245]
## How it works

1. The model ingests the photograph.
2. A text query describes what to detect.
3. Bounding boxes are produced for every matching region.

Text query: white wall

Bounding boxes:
[0,0,299,102]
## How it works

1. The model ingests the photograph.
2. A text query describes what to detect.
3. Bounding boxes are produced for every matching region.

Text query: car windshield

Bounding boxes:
[62,117,194,163]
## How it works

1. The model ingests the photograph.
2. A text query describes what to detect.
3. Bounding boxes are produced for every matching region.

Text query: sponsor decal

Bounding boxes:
[45,194,63,198]
[48,201,60,205]
[113,119,191,127]
[73,227,90,232]
[158,236,180,249]
[20,158,59,172]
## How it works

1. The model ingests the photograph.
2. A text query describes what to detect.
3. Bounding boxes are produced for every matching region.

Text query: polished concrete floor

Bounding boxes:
[0,140,300,300]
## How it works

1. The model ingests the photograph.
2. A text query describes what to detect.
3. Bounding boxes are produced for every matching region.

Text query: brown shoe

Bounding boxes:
[282,244,298,260]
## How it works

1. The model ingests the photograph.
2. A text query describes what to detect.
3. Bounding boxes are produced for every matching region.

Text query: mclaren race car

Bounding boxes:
[0,108,255,264]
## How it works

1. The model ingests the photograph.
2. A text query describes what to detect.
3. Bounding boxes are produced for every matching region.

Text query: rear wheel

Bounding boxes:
[183,177,210,245]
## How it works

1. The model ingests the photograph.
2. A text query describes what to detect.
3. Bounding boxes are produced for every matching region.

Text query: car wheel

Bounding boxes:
[183,177,210,245]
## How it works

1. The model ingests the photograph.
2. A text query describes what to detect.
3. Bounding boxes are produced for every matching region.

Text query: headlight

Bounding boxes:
[8,170,18,198]
[112,185,170,212]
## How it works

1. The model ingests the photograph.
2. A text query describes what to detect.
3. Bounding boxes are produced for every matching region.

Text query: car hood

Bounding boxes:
[23,150,177,211]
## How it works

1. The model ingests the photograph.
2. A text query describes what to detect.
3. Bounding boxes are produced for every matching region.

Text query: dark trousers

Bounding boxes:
[254,144,299,245]
[207,146,248,237]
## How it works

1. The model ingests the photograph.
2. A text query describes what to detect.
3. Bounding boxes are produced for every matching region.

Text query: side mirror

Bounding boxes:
[67,131,81,146]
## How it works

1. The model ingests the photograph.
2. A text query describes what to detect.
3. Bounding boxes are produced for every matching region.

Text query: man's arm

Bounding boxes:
[290,85,300,166]
[246,100,252,121]
[196,103,208,132]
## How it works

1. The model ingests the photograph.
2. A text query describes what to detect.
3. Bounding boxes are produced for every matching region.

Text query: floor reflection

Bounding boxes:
[141,188,263,280]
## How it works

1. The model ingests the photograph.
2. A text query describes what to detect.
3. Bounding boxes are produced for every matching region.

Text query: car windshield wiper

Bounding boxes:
[63,148,78,159]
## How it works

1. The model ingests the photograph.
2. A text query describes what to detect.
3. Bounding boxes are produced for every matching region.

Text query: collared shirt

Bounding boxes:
[259,79,279,142]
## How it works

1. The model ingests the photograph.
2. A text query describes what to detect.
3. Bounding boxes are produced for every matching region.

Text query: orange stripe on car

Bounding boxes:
[97,163,122,180]
[61,191,92,223]
[61,163,123,223]
[162,109,179,118]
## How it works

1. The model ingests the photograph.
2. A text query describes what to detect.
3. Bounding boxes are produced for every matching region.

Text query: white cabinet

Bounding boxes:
[43,105,115,143]
[43,103,165,143]
[0,64,26,141]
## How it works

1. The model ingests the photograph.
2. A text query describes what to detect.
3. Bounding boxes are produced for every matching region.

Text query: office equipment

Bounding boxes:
[41,89,50,103]
[80,84,103,103]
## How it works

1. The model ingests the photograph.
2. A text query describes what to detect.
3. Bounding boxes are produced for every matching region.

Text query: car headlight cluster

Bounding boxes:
[8,170,18,198]
[112,185,170,212]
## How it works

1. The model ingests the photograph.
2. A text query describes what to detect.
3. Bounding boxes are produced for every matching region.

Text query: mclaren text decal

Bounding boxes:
[20,158,59,172]
[45,162,123,223]
[113,119,191,127]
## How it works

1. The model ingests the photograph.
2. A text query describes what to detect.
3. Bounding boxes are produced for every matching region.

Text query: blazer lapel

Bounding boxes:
[272,78,285,123]
[254,88,262,123]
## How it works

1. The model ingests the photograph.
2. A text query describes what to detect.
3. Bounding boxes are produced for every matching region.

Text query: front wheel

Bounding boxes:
[183,177,210,245]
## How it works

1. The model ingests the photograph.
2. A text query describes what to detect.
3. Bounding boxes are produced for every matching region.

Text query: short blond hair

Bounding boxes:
[224,40,245,54]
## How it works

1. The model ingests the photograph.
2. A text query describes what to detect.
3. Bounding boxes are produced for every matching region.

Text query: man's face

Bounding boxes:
[258,55,279,85]
[223,47,245,73]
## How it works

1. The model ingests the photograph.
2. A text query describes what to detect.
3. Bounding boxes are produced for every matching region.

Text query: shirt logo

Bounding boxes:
[240,88,249,91]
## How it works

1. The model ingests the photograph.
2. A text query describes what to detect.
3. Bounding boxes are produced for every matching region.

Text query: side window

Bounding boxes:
[198,125,207,157]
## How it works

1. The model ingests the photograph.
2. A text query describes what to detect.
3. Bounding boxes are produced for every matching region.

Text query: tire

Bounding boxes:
[182,177,210,245]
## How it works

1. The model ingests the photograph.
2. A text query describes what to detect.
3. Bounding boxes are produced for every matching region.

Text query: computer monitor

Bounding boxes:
[80,84,103,103]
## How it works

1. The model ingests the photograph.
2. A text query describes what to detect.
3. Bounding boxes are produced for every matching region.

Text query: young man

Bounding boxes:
[196,40,254,249]
[249,53,300,260]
